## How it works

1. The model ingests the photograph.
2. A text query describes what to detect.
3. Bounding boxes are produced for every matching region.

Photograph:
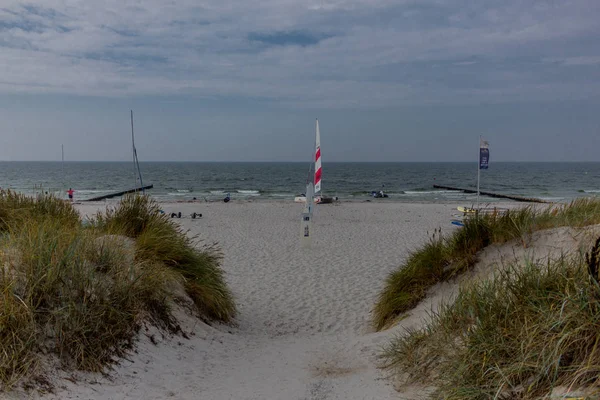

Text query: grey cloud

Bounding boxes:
[247,31,333,47]
[561,56,600,66]
[0,0,599,108]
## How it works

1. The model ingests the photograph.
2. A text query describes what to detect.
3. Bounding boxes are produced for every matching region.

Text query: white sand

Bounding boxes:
[11,200,593,399]
[10,200,537,400]
[6,200,460,400]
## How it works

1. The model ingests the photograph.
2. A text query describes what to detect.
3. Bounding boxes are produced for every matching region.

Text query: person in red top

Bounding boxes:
[67,188,74,201]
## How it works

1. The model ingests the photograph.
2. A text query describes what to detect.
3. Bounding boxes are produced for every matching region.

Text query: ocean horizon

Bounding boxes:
[1,161,600,203]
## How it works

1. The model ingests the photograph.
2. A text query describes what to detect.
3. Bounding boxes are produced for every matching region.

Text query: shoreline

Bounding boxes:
[2,161,599,206]
[77,197,542,207]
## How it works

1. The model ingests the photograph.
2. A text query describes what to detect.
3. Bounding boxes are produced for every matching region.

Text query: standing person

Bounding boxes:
[67,188,74,202]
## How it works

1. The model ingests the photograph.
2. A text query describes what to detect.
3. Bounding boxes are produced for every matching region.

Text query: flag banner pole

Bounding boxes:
[477,136,481,209]
[478,136,490,211]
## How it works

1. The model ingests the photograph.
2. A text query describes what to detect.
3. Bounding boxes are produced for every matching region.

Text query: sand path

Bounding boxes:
[36,201,461,400]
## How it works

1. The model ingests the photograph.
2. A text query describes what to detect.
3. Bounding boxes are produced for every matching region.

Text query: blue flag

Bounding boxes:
[479,139,489,170]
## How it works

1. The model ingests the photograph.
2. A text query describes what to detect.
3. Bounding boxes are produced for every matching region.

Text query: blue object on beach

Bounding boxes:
[451,220,465,227]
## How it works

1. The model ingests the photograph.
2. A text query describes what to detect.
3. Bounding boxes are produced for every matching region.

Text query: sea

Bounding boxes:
[1,162,600,204]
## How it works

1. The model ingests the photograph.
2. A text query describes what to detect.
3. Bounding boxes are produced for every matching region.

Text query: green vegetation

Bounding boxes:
[382,251,600,399]
[0,191,235,390]
[0,190,79,232]
[92,195,235,322]
[374,198,600,330]
[376,198,600,398]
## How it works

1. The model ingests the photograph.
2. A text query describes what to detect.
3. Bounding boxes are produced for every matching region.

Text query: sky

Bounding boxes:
[0,0,599,162]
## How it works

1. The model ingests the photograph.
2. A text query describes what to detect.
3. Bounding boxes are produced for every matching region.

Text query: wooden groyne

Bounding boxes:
[86,185,154,201]
[433,184,550,203]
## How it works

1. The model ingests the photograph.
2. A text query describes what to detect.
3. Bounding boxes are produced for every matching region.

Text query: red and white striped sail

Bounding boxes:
[314,119,322,193]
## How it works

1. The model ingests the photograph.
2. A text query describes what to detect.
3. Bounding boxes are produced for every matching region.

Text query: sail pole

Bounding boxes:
[301,119,317,247]
[130,110,145,194]
[136,147,144,194]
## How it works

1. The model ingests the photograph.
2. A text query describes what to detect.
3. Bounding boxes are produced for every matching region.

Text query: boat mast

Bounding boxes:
[131,110,144,194]
[131,110,136,189]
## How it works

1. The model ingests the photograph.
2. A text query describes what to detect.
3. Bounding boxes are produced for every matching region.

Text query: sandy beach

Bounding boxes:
[18,200,496,400]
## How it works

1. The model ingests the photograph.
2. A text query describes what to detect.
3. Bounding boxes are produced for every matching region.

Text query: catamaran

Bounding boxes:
[294,119,336,204]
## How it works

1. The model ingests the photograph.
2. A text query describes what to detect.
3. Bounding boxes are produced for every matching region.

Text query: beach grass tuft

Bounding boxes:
[0,189,79,232]
[374,229,447,329]
[93,195,236,322]
[0,193,235,390]
[0,218,175,388]
[374,198,600,330]
[382,252,600,399]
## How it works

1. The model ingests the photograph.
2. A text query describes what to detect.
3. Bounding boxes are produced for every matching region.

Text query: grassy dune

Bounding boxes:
[376,198,600,399]
[374,198,600,330]
[92,195,236,322]
[383,252,600,399]
[0,192,235,390]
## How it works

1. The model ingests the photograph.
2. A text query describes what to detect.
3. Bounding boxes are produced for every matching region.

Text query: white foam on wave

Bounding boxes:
[584,190,600,193]
[237,190,260,194]
[177,189,190,193]
[404,190,462,195]
[271,193,296,198]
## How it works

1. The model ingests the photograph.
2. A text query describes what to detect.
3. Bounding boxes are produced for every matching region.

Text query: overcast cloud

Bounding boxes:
[0,0,599,161]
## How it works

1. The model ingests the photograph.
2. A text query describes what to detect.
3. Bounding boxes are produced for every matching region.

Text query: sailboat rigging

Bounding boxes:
[130,110,145,194]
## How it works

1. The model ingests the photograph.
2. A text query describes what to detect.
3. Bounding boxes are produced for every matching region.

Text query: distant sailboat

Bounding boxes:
[130,110,145,194]
[294,119,336,204]
[80,115,152,202]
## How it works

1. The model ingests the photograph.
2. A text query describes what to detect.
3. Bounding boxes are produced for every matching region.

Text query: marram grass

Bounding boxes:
[373,198,600,330]
[0,189,79,232]
[376,198,600,399]
[382,254,600,399]
[0,193,235,390]
[93,195,236,322]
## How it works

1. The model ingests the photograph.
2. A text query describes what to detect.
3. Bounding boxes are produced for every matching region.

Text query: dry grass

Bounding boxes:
[376,198,600,398]
[0,193,235,391]
[0,190,79,232]
[93,195,236,322]
[373,198,600,330]
[382,252,600,399]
